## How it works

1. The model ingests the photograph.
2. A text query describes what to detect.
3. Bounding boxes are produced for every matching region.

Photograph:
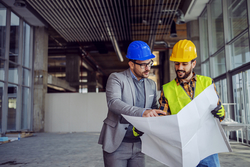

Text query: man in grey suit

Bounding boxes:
[98,41,166,167]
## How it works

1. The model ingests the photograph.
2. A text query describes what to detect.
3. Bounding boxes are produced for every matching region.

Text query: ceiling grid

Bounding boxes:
[70,0,92,41]
[62,0,88,40]
[89,0,108,41]
[46,0,80,41]
[55,0,83,41]
[28,0,71,41]
[27,0,180,43]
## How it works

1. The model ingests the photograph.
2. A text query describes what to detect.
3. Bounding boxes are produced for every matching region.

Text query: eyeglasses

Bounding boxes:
[132,60,154,69]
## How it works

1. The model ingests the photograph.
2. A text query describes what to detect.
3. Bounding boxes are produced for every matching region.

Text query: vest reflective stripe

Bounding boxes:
[163,75,212,115]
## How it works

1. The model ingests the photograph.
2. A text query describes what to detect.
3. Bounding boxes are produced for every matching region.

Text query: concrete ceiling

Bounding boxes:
[1,0,208,92]
[184,0,209,22]
[26,0,186,80]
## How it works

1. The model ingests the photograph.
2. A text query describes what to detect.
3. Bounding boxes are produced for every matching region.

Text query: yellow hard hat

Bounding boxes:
[170,39,197,62]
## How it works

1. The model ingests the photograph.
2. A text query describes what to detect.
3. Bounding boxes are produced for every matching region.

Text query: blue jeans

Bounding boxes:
[196,154,220,167]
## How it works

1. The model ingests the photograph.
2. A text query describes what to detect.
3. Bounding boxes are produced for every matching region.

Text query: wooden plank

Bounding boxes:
[0,140,11,144]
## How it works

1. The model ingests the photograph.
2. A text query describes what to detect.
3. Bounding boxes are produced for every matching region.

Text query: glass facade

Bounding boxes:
[213,50,226,77]
[215,79,228,117]
[23,22,31,68]
[222,79,228,103]
[211,0,224,54]
[215,79,228,102]
[0,59,4,80]
[8,62,18,84]
[7,84,17,130]
[199,9,209,61]
[9,12,19,63]
[202,60,210,77]
[245,70,250,141]
[232,72,250,141]
[0,3,6,58]
[0,82,3,131]
[22,68,30,86]
[231,33,250,69]
[227,0,248,40]
[199,0,250,145]
[0,2,33,133]
[21,87,29,129]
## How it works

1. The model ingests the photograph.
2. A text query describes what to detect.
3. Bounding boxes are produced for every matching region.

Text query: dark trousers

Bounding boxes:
[103,142,145,167]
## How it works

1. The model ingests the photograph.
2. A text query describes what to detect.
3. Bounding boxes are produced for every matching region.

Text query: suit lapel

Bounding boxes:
[125,69,136,105]
[144,78,149,108]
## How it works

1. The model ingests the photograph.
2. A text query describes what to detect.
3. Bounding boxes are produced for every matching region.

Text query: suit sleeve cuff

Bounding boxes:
[141,109,146,117]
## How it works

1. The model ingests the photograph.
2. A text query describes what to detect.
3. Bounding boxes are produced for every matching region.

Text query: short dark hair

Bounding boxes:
[191,59,196,63]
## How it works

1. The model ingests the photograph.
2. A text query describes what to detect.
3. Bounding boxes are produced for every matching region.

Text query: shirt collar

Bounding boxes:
[175,72,197,86]
[130,69,144,82]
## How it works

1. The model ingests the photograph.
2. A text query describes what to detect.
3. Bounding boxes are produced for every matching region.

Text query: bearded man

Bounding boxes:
[159,39,225,167]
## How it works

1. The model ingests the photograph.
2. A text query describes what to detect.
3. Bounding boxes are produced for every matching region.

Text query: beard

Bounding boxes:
[176,67,192,79]
[134,69,150,79]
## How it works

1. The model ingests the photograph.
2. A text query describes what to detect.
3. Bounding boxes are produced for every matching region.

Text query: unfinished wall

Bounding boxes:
[44,93,108,132]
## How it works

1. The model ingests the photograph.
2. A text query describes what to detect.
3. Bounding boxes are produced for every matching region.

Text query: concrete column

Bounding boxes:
[66,55,80,90]
[33,27,48,132]
[186,20,201,75]
[87,71,96,92]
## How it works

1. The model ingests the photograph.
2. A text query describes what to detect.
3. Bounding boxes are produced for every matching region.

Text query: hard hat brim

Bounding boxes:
[169,55,197,62]
[126,53,155,61]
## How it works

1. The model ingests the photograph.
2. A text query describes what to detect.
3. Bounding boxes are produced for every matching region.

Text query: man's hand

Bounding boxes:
[211,105,224,121]
[143,109,166,117]
[133,127,144,137]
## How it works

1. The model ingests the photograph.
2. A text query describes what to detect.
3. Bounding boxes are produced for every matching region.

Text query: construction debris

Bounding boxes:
[0,131,34,145]
[0,137,10,144]
[6,132,33,138]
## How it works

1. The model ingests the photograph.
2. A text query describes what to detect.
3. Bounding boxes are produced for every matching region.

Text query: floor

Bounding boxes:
[0,132,249,167]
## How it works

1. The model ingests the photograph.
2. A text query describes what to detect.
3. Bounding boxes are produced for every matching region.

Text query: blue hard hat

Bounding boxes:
[126,41,155,60]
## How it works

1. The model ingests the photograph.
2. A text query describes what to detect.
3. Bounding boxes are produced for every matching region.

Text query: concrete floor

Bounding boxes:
[0,132,249,167]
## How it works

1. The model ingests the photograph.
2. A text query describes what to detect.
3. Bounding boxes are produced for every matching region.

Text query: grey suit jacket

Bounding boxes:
[98,68,158,153]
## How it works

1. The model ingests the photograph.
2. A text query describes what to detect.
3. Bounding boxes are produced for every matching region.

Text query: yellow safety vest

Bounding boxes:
[162,75,224,115]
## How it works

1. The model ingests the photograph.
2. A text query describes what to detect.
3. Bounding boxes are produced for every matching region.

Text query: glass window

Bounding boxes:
[232,73,245,123]
[213,50,226,77]
[231,33,250,69]
[215,81,221,98]
[244,70,250,141]
[0,59,4,80]
[215,79,229,119]
[9,12,19,63]
[211,0,224,53]
[199,9,209,60]
[22,68,30,86]
[0,3,6,58]
[23,22,30,68]
[21,87,29,129]
[233,71,250,143]
[202,60,210,77]
[0,4,33,132]
[0,81,3,132]
[227,0,247,40]
[8,62,18,84]
[7,83,17,130]
[214,79,228,103]
[222,78,228,103]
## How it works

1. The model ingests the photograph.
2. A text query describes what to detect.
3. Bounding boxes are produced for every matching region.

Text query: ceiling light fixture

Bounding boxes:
[14,0,26,7]
[161,9,185,25]
[176,9,185,25]
[170,21,177,37]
